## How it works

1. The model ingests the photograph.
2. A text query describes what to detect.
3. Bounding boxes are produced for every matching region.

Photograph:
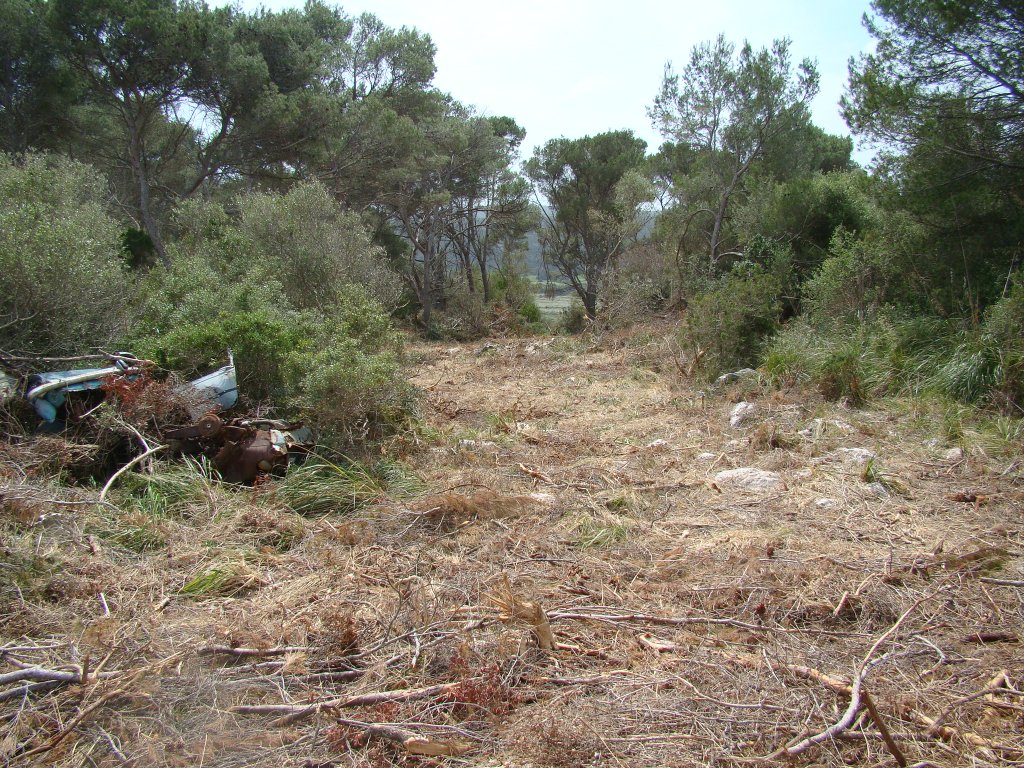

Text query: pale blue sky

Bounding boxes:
[239,0,877,162]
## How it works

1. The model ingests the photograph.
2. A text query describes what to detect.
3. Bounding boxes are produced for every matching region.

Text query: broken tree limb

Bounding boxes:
[335,718,472,756]
[99,444,168,503]
[723,652,853,696]
[16,686,131,759]
[197,645,310,658]
[778,670,865,759]
[904,707,1022,758]
[862,687,907,767]
[979,577,1024,587]
[0,665,121,688]
[230,682,462,727]
[549,609,860,637]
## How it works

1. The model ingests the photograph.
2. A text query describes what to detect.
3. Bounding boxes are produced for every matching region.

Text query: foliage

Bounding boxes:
[278,457,419,516]
[526,131,651,319]
[0,0,80,154]
[649,35,820,275]
[679,262,782,379]
[764,285,1024,411]
[556,302,589,335]
[283,286,413,443]
[0,153,129,355]
[679,262,782,378]
[237,181,402,311]
[843,0,1024,314]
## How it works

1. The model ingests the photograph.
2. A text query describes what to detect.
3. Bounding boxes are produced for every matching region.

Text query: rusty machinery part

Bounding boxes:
[196,413,223,438]
[214,429,289,484]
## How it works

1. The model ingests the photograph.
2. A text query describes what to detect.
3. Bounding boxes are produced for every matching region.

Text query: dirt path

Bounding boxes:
[399,331,1024,766]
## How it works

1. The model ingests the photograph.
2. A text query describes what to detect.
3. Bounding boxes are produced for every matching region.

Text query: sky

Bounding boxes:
[238,0,878,162]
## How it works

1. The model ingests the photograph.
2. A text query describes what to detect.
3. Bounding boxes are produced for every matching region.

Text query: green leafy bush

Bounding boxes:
[237,182,402,311]
[680,263,782,379]
[0,153,130,354]
[557,302,589,335]
[764,284,1024,411]
[283,286,413,443]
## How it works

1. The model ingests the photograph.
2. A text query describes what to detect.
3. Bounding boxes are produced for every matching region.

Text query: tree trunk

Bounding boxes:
[128,124,169,268]
[480,260,491,304]
[708,188,731,274]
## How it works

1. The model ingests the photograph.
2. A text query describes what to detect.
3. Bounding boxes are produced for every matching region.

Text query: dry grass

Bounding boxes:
[2,322,1023,767]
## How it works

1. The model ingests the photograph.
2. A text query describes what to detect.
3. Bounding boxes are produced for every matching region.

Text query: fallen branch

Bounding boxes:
[197,645,310,658]
[518,463,554,485]
[549,609,860,637]
[16,686,130,759]
[0,665,121,689]
[230,682,462,726]
[904,707,1022,758]
[99,444,168,503]
[335,717,472,757]
[979,577,1024,587]
[862,687,907,767]
[723,652,853,696]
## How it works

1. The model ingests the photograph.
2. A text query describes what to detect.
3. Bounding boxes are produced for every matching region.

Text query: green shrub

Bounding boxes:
[0,153,130,354]
[237,182,402,311]
[284,286,413,443]
[518,297,542,324]
[557,302,589,335]
[764,286,1024,411]
[680,263,782,379]
[138,310,300,402]
[278,458,419,516]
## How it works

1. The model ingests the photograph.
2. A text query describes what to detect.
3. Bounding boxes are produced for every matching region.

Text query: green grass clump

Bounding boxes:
[278,457,420,516]
[180,560,261,598]
[574,512,629,549]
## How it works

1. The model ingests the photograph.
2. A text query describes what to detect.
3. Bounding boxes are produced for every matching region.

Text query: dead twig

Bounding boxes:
[197,645,310,658]
[335,717,472,756]
[98,443,168,503]
[230,682,462,726]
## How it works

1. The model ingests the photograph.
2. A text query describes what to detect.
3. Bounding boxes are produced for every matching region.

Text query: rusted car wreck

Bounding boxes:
[3,351,310,484]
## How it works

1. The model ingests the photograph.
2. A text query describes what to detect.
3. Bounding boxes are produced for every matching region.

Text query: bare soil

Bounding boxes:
[2,325,1023,767]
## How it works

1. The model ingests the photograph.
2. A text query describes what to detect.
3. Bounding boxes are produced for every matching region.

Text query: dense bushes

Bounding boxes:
[0,154,130,354]
[128,184,413,444]
[764,281,1024,412]
[679,263,782,379]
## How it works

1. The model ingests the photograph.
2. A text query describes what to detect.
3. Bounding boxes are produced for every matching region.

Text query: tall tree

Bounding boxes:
[844,0,1023,171]
[49,0,209,265]
[443,116,532,304]
[526,130,650,319]
[649,36,819,273]
[843,0,1024,311]
[0,0,80,154]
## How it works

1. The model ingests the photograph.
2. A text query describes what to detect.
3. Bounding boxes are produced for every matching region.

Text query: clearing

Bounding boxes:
[2,325,1022,767]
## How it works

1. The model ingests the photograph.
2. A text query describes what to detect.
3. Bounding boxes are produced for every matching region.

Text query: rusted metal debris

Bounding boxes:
[166,415,312,484]
[1,351,312,484]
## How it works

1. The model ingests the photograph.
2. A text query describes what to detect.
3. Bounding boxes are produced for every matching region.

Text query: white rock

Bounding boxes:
[833,447,875,465]
[801,418,856,438]
[815,498,838,509]
[459,439,498,450]
[696,452,717,462]
[714,368,758,387]
[866,482,890,498]
[729,401,758,428]
[944,447,965,462]
[714,467,783,491]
